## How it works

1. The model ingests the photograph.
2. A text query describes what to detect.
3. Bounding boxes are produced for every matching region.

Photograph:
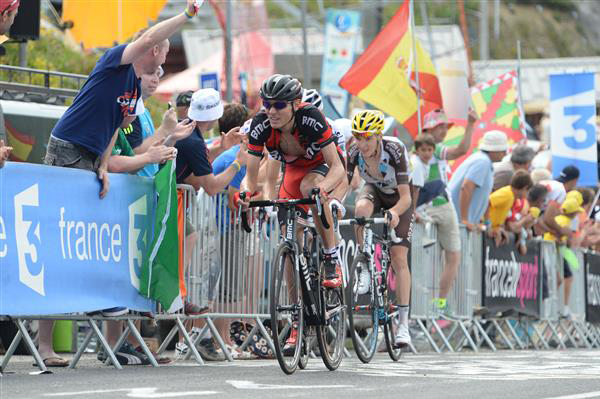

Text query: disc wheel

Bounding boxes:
[347,255,378,363]
[270,243,304,374]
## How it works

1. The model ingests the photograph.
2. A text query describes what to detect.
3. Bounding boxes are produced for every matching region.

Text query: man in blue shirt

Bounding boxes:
[448,130,508,231]
[44,0,200,198]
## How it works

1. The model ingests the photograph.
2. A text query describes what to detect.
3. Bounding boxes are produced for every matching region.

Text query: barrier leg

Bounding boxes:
[105,324,131,366]
[126,319,159,367]
[255,318,277,354]
[157,323,179,355]
[416,319,441,353]
[176,317,204,365]
[327,324,351,358]
[183,324,210,361]
[458,321,478,352]
[491,320,514,350]
[503,319,525,349]
[205,317,234,362]
[558,320,578,348]
[473,320,496,352]
[69,325,94,369]
[571,321,592,349]
[1,326,23,372]
[430,319,454,352]
[545,321,566,349]
[89,320,122,370]
[530,322,551,350]
[14,320,46,372]
[586,324,600,348]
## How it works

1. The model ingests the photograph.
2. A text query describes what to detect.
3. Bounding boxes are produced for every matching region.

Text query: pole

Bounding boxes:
[516,40,526,139]
[18,42,27,67]
[225,0,233,102]
[457,0,473,84]
[301,0,311,86]
[410,0,422,134]
[494,0,500,39]
[419,0,436,68]
[479,0,489,61]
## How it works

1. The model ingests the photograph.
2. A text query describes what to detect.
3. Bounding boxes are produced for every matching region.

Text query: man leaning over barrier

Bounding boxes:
[38,0,203,368]
[0,139,11,168]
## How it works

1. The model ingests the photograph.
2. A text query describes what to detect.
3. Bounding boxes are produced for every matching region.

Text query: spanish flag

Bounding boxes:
[339,0,441,137]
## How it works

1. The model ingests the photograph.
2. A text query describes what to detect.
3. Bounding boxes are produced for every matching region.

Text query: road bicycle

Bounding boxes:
[241,189,346,374]
[339,213,402,363]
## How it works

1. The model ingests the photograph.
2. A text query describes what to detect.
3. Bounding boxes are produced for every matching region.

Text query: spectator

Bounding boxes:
[493,144,535,191]
[544,198,584,318]
[448,130,508,230]
[539,165,580,240]
[39,0,201,368]
[0,0,19,35]
[410,133,461,314]
[486,170,532,246]
[0,139,11,168]
[531,168,552,185]
[422,108,478,166]
[175,91,193,120]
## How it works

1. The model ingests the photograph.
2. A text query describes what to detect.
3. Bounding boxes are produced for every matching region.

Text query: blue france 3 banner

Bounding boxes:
[549,72,598,186]
[0,162,155,315]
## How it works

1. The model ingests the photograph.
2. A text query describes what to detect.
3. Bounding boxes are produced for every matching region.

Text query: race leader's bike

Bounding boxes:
[241,189,346,374]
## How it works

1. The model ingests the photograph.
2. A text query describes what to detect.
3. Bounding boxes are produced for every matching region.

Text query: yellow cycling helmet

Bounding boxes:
[352,110,385,137]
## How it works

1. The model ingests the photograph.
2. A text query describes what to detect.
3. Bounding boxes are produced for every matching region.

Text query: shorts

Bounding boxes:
[424,202,461,252]
[358,184,414,248]
[563,259,572,279]
[44,135,100,172]
[278,162,329,221]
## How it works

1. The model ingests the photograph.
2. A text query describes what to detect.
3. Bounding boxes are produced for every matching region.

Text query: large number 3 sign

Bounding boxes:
[563,105,596,149]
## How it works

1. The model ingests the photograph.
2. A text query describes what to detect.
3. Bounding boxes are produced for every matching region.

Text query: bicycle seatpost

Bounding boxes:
[311,188,330,229]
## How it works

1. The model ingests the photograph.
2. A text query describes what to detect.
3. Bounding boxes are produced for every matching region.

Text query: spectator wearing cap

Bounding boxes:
[38,0,202,368]
[422,108,478,164]
[493,144,535,191]
[448,130,508,230]
[538,165,580,241]
[556,165,580,192]
[175,91,193,120]
[174,88,246,194]
[0,0,19,34]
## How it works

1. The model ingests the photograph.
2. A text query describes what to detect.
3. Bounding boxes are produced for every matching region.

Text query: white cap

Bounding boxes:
[479,130,508,152]
[240,119,252,135]
[188,88,224,122]
[333,118,353,143]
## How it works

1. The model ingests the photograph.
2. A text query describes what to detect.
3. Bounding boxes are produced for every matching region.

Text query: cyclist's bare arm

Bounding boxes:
[264,157,281,200]
[242,154,262,194]
[390,183,411,217]
[317,142,345,193]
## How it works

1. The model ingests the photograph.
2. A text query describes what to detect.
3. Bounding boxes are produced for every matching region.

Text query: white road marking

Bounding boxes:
[543,392,600,399]
[227,380,353,390]
[45,388,219,398]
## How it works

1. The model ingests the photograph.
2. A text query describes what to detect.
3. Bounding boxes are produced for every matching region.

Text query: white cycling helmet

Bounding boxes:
[302,88,323,110]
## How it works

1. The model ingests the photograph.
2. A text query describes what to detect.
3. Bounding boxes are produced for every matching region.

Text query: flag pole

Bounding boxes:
[410,0,422,134]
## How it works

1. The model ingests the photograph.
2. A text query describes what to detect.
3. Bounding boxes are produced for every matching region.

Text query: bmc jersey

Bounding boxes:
[247,104,336,168]
[52,44,141,156]
[346,137,410,195]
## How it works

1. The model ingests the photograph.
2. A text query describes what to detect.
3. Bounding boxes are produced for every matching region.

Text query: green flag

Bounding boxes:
[140,160,183,313]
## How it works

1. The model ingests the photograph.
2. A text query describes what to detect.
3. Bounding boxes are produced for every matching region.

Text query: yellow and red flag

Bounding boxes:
[339,0,441,137]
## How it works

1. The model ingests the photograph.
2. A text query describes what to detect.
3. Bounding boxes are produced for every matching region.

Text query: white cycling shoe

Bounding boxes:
[394,323,411,348]
[356,268,371,295]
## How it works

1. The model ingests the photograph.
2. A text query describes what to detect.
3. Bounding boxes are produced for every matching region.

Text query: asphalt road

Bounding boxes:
[2,350,600,399]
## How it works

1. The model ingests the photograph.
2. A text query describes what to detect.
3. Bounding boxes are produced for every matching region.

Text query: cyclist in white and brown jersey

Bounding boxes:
[346,110,414,347]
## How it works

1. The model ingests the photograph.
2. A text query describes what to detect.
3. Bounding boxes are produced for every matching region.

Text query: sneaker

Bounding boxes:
[322,254,342,288]
[174,342,189,359]
[356,267,370,295]
[282,326,298,355]
[394,323,411,348]
[98,342,150,366]
[134,346,172,365]
[560,306,572,319]
[184,302,209,315]
[197,339,225,362]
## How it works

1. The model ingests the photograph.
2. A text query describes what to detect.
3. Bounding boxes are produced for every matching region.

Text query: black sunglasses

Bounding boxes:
[262,100,289,110]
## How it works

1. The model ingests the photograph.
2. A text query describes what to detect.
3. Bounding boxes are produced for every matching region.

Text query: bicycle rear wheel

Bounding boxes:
[298,327,312,370]
[316,264,347,371]
[270,243,304,374]
[347,255,378,363]
[383,266,402,361]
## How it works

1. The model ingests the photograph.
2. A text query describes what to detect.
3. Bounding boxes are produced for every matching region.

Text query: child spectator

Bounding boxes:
[411,133,461,313]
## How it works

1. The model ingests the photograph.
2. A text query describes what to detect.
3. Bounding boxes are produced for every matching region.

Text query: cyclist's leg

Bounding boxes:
[389,206,414,346]
[354,184,378,247]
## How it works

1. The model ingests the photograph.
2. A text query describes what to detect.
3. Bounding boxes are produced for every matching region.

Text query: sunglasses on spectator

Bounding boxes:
[351,130,381,139]
[262,100,289,110]
[1,0,17,14]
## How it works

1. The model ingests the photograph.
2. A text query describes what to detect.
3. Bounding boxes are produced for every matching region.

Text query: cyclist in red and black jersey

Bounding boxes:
[240,74,347,289]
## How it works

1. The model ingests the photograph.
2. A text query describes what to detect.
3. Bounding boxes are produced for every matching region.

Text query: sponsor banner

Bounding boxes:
[482,236,540,318]
[549,72,598,186]
[321,9,361,116]
[585,252,600,323]
[0,162,155,315]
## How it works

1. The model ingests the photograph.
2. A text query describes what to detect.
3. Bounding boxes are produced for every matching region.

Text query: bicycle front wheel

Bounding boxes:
[347,254,378,363]
[316,264,347,371]
[270,243,304,374]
